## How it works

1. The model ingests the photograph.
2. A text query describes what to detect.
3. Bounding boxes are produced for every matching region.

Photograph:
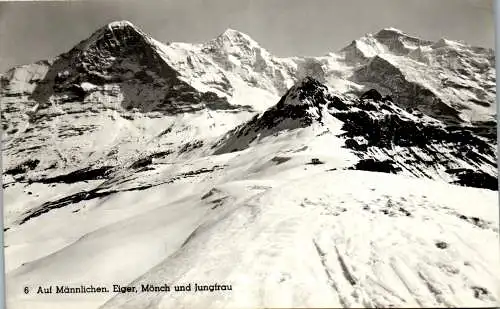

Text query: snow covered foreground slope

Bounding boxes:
[1,21,499,309]
[5,164,500,309]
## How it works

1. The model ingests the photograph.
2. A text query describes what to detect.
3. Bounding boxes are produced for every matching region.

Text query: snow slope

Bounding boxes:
[100,171,499,309]
[1,21,498,309]
[5,149,499,309]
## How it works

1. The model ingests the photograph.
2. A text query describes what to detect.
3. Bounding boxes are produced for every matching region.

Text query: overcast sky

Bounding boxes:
[0,0,495,72]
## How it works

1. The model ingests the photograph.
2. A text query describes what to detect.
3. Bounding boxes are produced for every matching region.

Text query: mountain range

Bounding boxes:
[1,21,498,309]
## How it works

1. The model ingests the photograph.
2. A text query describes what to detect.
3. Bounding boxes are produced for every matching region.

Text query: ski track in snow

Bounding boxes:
[95,170,499,309]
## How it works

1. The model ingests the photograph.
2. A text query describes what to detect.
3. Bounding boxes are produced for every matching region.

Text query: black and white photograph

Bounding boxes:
[0,0,498,308]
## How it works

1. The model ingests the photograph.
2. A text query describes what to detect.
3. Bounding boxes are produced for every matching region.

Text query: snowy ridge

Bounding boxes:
[1,20,498,309]
[1,21,256,178]
[212,77,330,154]
[154,27,297,109]
[332,28,495,125]
[214,78,497,189]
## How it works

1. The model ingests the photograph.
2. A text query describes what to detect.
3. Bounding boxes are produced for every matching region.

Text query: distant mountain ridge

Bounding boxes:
[1,20,496,182]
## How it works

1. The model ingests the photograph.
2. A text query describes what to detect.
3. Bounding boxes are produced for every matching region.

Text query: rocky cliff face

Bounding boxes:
[1,21,256,179]
[214,77,497,190]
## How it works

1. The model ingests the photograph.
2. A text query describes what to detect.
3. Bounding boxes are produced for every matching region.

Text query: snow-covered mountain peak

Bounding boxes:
[341,28,437,63]
[71,19,156,57]
[185,27,297,96]
[374,27,407,39]
[378,27,404,34]
[374,27,431,43]
[431,37,467,50]
[214,28,260,47]
[202,27,269,63]
[218,28,258,44]
[214,76,497,189]
[106,20,136,30]
[204,27,263,53]
[341,36,386,61]
[373,29,433,55]
[294,76,326,89]
[281,76,330,107]
[211,77,334,154]
[338,27,496,124]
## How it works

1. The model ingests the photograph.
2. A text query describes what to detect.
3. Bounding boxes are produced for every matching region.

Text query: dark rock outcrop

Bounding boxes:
[360,89,383,102]
[447,168,498,191]
[213,77,327,154]
[350,159,402,174]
